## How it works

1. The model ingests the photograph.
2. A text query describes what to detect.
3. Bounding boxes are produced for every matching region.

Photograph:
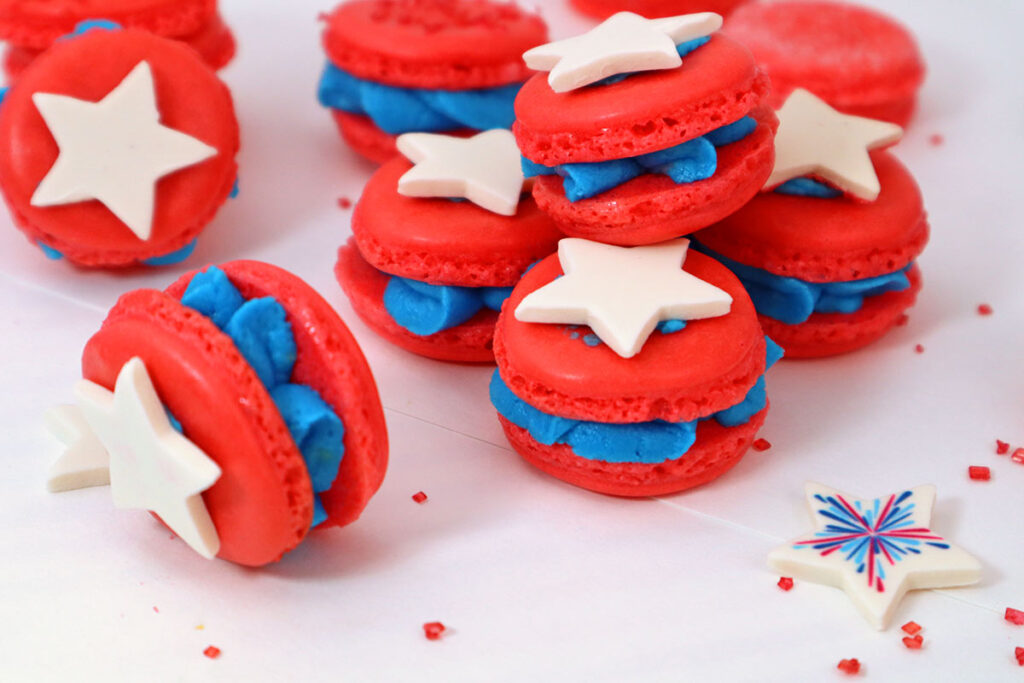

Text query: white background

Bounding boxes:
[1,0,1022,680]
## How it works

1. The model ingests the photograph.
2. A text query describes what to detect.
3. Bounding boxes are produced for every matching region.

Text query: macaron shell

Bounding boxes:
[353,158,563,286]
[695,152,928,282]
[81,289,314,568]
[0,28,239,267]
[336,240,500,363]
[498,406,766,497]
[321,0,547,90]
[330,111,402,165]
[495,250,766,424]
[530,107,776,245]
[570,0,751,20]
[760,264,922,358]
[514,35,769,166]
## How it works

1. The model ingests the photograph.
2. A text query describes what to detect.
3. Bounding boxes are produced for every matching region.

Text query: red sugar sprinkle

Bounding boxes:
[152,606,159,614]
[423,622,446,641]
[902,635,924,650]
[977,303,993,316]
[753,438,772,452]
[837,658,861,675]
[412,491,428,504]
[968,466,991,481]
[928,134,944,147]
[1015,646,1024,666]
[1006,607,1024,625]
[338,197,353,209]
[914,344,925,354]
[996,440,1010,455]
[901,621,922,636]
[203,646,221,660]
[778,577,794,591]
[1012,449,1024,465]
[895,313,910,327]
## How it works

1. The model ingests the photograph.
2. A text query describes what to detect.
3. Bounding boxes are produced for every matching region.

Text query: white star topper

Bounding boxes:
[31,61,218,240]
[515,238,732,358]
[769,483,982,630]
[766,89,904,202]
[396,129,526,216]
[48,358,222,560]
[523,11,722,93]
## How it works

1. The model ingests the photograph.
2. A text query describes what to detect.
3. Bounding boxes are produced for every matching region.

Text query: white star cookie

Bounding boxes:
[766,89,904,201]
[769,483,982,630]
[31,61,218,240]
[515,238,732,358]
[523,11,722,93]
[45,404,110,493]
[396,129,526,216]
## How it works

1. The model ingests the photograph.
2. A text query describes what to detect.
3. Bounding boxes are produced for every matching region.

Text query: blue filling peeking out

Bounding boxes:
[383,275,512,336]
[318,63,521,135]
[490,337,783,464]
[694,243,913,325]
[775,177,843,198]
[181,267,346,528]
[35,238,199,266]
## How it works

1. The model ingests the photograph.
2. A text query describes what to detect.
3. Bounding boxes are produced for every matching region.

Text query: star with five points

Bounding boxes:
[515,238,732,359]
[31,61,218,241]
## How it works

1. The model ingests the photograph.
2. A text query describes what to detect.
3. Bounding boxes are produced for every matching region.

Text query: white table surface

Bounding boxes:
[1,1,1022,680]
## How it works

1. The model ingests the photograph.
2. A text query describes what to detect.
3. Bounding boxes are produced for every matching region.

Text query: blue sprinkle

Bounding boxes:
[582,334,602,347]
[775,177,843,198]
[37,242,64,260]
[229,178,240,199]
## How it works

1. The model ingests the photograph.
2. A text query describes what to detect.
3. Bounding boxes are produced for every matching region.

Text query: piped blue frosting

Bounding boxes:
[318,63,521,135]
[491,337,783,464]
[383,275,511,336]
[181,267,345,528]
[775,177,843,198]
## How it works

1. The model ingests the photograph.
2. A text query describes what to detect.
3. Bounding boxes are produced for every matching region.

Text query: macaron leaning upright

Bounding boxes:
[336,129,564,362]
[490,237,783,497]
[317,0,548,164]
[514,11,776,246]
[0,23,240,268]
[47,261,389,567]
[694,90,928,358]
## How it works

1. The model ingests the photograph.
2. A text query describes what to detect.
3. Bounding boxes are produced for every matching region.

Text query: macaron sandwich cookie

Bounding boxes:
[514,11,776,246]
[694,90,927,358]
[317,0,548,164]
[46,261,389,567]
[0,23,239,268]
[0,0,236,80]
[337,129,563,362]
[726,1,925,126]
[570,0,751,21]
[490,237,783,496]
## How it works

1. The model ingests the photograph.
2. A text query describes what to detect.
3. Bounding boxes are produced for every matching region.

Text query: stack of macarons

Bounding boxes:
[317,0,548,164]
[570,0,752,21]
[514,10,776,245]
[336,129,564,362]
[0,0,236,81]
[0,22,239,268]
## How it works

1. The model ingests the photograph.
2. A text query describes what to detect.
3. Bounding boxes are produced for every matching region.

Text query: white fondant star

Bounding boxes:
[769,483,982,630]
[45,404,110,493]
[523,11,722,93]
[396,129,526,216]
[515,238,732,358]
[766,89,904,201]
[31,61,218,240]
[73,358,222,560]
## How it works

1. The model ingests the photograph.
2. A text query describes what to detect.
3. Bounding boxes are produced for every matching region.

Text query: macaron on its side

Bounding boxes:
[570,0,752,21]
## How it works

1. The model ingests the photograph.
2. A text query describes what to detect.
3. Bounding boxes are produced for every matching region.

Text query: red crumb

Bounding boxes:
[778,577,794,591]
[914,344,925,354]
[753,438,772,452]
[895,313,910,327]
[902,621,922,636]
[997,440,1010,455]
[412,491,428,504]
[152,606,159,614]
[968,466,991,481]
[837,658,861,675]
[1012,449,1024,465]
[902,635,924,650]
[1015,646,1024,666]
[928,134,944,147]
[338,197,353,209]
[203,646,221,660]
[1006,607,1024,625]
[977,303,993,316]
[423,622,446,641]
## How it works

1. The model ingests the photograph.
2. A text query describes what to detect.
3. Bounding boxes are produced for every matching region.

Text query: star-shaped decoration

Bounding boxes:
[523,11,722,93]
[765,89,904,201]
[769,482,982,630]
[72,358,222,559]
[396,129,526,216]
[515,238,732,358]
[45,404,110,493]
[31,61,218,240]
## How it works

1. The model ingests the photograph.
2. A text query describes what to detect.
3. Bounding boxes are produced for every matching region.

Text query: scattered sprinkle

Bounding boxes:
[895,313,909,327]
[968,466,991,481]
[928,134,944,147]
[977,303,993,316]
[152,606,159,614]
[423,622,446,641]
[777,577,794,591]
[412,491,428,504]
[837,658,861,675]
[196,625,205,631]
[1012,449,1024,466]
[902,621,922,636]
[753,438,772,452]
[1006,607,1024,625]
[1015,646,1024,666]
[902,635,924,650]
[914,344,925,354]
[203,646,221,660]
[338,197,352,209]
[997,440,1010,455]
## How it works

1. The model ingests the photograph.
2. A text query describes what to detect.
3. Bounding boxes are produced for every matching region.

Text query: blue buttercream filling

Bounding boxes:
[775,177,843,198]
[521,116,756,202]
[694,243,913,325]
[595,36,710,87]
[569,319,687,347]
[181,267,345,528]
[318,63,521,135]
[383,274,512,336]
[490,337,783,464]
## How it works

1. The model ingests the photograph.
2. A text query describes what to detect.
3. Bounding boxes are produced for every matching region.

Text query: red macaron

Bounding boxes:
[81,260,389,567]
[726,1,925,126]
[570,0,752,21]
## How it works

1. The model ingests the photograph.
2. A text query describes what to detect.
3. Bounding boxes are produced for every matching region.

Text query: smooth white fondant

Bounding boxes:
[514,238,732,359]
[523,11,722,93]
[31,61,218,240]
[45,404,110,493]
[766,89,904,202]
[73,358,222,560]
